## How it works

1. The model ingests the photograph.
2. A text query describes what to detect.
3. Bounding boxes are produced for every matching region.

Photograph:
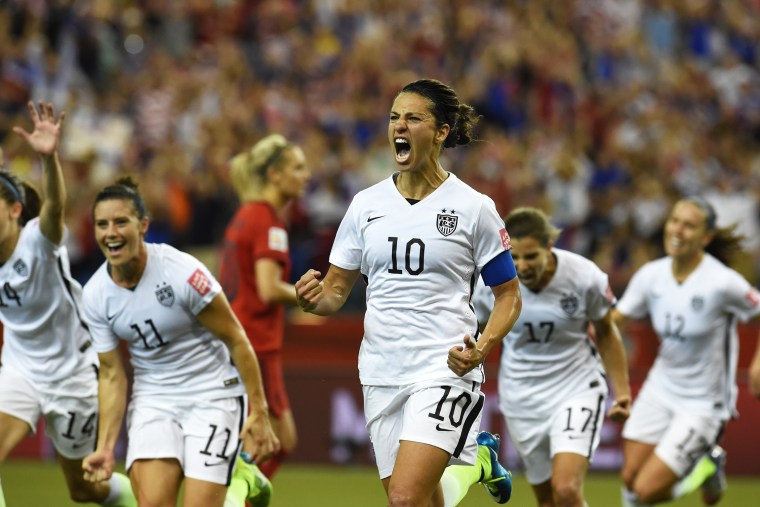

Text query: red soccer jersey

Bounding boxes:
[219,201,290,352]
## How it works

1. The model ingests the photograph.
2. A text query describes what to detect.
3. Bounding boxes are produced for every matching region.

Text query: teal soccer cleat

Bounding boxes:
[476,431,513,504]
[701,445,727,506]
[236,454,273,507]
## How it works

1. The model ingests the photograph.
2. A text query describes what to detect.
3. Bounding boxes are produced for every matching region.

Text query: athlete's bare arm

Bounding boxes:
[295,266,361,316]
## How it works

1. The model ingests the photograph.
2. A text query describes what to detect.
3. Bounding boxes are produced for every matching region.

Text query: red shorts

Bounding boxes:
[256,351,290,419]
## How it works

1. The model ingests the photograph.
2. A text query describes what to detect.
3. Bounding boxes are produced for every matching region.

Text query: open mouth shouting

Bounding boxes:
[394,137,411,164]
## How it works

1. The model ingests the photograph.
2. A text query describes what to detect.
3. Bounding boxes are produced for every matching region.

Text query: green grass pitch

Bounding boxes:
[1,460,758,505]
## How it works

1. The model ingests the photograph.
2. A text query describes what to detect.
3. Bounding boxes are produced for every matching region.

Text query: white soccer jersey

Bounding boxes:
[616,253,760,419]
[330,173,509,386]
[82,243,245,400]
[0,218,95,381]
[473,249,615,413]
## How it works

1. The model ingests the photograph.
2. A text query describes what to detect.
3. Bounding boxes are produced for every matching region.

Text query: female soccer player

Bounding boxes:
[219,134,310,478]
[295,79,522,506]
[613,197,760,506]
[0,102,135,506]
[80,177,279,507]
[473,207,631,507]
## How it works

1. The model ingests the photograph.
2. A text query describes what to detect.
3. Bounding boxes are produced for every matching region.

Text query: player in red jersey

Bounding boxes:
[219,134,310,478]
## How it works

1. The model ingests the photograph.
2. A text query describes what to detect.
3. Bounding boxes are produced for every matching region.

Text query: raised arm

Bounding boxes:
[82,348,127,482]
[294,265,361,316]
[12,101,66,244]
[448,277,522,377]
[593,310,632,421]
[196,291,279,463]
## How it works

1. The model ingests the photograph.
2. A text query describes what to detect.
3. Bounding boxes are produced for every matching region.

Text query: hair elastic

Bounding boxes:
[259,143,291,175]
[685,196,717,231]
[0,173,23,205]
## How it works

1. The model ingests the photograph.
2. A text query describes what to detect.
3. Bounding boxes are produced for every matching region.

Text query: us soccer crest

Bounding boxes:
[436,212,458,237]
[12,259,28,276]
[155,284,175,307]
[560,293,579,316]
[691,295,704,312]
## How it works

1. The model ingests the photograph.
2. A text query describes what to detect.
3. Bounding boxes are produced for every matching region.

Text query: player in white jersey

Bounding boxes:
[0,102,136,506]
[472,207,631,507]
[295,79,522,507]
[613,197,760,507]
[80,177,278,507]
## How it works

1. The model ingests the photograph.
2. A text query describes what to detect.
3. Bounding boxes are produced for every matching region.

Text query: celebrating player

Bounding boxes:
[219,133,310,478]
[613,197,760,506]
[473,207,631,507]
[295,78,522,506]
[0,102,136,506]
[80,177,278,507]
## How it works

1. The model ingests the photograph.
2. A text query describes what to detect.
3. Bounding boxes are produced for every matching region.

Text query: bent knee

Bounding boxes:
[620,466,637,491]
[387,486,428,507]
[631,482,668,504]
[552,480,583,506]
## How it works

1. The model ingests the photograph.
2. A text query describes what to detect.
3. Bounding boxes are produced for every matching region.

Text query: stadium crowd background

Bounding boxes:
[1,0,760,307]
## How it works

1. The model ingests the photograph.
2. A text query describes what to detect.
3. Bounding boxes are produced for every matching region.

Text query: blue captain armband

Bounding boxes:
[481,250,517,286]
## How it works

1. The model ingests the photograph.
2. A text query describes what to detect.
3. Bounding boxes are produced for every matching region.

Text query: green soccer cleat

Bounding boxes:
[235,455,273,507]
[476,431,513,504]
[701,445,726,506]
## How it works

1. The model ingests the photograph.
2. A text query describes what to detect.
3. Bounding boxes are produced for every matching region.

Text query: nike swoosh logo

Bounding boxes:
[435,423,455,432]
[367,215,385,222]
[107,313,116,321]
[72,441,93,449]
[204,459,229,467]
[567,435,586,440]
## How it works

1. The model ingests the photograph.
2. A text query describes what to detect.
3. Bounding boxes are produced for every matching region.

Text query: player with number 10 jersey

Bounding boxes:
[332,172,507,386]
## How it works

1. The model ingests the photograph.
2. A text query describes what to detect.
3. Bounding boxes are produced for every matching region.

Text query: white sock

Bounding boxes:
[622,486,651,507]
[101,472,135,507]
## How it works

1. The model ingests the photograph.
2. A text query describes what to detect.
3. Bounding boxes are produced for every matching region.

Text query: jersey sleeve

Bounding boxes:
[722,271,760,322]
[585,263,617,321]
[616,263,653,319]
[81,277,120,353]
[472,195,510,270]
[171,250,222,315]
[23,218,59,259]
[252,207,289,265]
[329,196,363,270]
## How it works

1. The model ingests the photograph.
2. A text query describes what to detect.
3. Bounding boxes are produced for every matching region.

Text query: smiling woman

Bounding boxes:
[612,197,760,506]
[294,79,522,507]
[79,177,279,507]
[0,102,137,507]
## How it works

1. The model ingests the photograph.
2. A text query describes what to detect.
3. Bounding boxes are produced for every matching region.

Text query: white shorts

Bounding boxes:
[623,386,724,477]
[126,395,246,485]
[364,378,484,479]
[0,365,98,459]
[505,391,606,484]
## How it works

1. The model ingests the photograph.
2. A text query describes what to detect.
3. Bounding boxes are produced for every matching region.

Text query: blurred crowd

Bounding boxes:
[1,0,760,301]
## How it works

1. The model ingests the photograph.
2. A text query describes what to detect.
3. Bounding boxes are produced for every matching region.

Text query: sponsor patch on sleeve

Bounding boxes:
[746,288,760,308]
[268,227,288,252]
[605,284,616,304]
[500,228,511,250]
[188,268,211,296]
